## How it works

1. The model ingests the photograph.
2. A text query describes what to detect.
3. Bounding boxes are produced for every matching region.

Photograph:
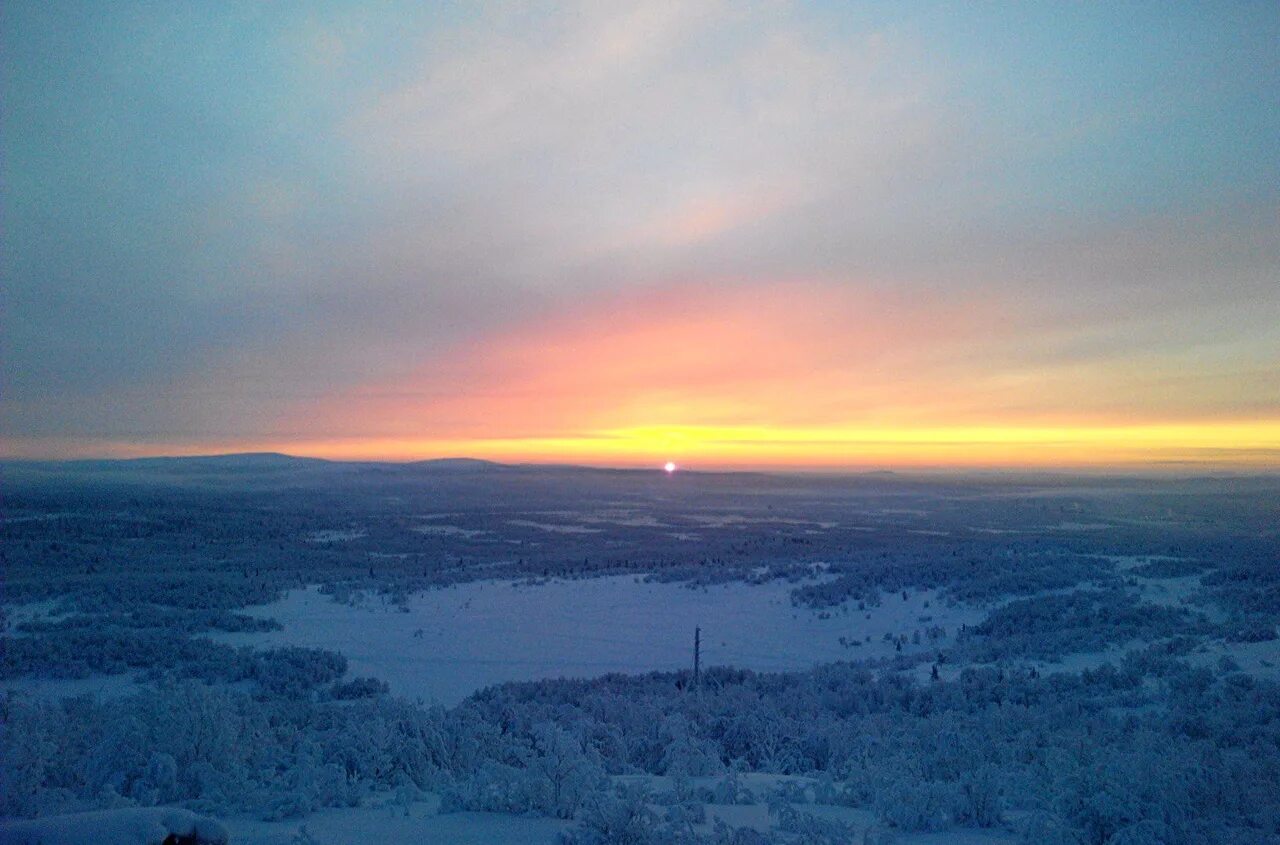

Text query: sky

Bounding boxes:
[3,1,1279,470]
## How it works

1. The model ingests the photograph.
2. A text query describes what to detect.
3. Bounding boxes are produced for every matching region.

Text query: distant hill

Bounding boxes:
[1,452,526,493]
[7,453,1261,498]
[1,452,337,489]
[405,457,507,471]
[117,452,332,469]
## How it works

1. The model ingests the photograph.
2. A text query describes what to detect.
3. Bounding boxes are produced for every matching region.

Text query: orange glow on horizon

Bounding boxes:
[12,419,1273,471]
[8,282,1274,470]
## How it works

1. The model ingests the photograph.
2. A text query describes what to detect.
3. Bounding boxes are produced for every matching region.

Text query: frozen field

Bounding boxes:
[222,775,1021,845]
[7,461,1277,842]
[220,576,981,704]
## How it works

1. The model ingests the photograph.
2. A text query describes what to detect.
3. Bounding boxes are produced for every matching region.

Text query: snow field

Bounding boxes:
[218,576,982,704]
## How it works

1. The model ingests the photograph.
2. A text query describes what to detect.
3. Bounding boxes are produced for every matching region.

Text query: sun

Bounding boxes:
[663,461,677,473]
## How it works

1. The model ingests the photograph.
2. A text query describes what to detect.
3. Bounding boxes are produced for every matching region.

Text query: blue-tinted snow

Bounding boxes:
[221,577,980,705]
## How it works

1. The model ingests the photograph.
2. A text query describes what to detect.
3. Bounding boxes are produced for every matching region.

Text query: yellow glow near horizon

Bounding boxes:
[114,279,1272,474]
[118,419,1277,470]
[11,411,1279,467]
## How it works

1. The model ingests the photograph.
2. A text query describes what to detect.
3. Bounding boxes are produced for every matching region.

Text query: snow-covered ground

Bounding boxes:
[305,529,367,543]
[0,807,228,845]
[225,805,1019,845]
[227,803,567,845]
[222,777,1022,845]
[0,672,139,700]
[219,577,981,705]
[506,518,603,533]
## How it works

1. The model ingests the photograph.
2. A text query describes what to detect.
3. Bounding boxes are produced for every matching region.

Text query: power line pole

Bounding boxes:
[693,626,701,691]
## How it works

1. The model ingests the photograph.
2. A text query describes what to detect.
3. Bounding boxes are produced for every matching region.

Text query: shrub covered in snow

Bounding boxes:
[8,651,1279,843]
[959,589,1211,661]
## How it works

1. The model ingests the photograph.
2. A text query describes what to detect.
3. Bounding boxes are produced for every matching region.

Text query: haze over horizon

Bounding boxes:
[4,2,1278,470]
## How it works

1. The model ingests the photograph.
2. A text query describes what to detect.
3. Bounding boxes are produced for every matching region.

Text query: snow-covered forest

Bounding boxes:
[3,456,1279,844]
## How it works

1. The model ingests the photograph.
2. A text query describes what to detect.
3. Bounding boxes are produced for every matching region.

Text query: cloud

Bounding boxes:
[345,0,932,279]
[277,273,1279,445]
[2,2,1277,463]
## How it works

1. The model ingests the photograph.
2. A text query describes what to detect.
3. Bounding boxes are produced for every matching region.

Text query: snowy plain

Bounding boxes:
[221,777,1022,845]
[217,576,980,705]
[6,459,1279,844]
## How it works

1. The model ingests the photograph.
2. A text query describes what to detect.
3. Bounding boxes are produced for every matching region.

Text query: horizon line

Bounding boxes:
[4,449,1279,479]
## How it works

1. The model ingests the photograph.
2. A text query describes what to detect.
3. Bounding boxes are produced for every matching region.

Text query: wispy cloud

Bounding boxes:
[2,1,1277,466]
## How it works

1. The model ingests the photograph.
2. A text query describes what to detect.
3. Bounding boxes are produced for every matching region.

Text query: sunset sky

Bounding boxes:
[4,2,1279,469]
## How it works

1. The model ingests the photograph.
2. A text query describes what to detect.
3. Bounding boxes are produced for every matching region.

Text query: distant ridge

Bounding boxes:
[6,453,508,470]
[3,454,1272,494]
[404,457,507,471]
[117,451,329,467]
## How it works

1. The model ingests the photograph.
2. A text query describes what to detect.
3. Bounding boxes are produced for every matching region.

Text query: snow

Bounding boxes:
[790,807,1016,843]
[1105,554,1188,570]
[4,599,70,627]
[0,808,228,845]
[684,514,838,529]
[226,802,566,845]
[1136,574,1215,615]
[505,519,602,534]
[305,530,366,543]
[411,524,491,537]
[0,672,138,701]
[220,577,981,705]
[1186,636,1280,680]
[0,601,141,701]
[539,508,670,528]
[220,785,1021,845]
